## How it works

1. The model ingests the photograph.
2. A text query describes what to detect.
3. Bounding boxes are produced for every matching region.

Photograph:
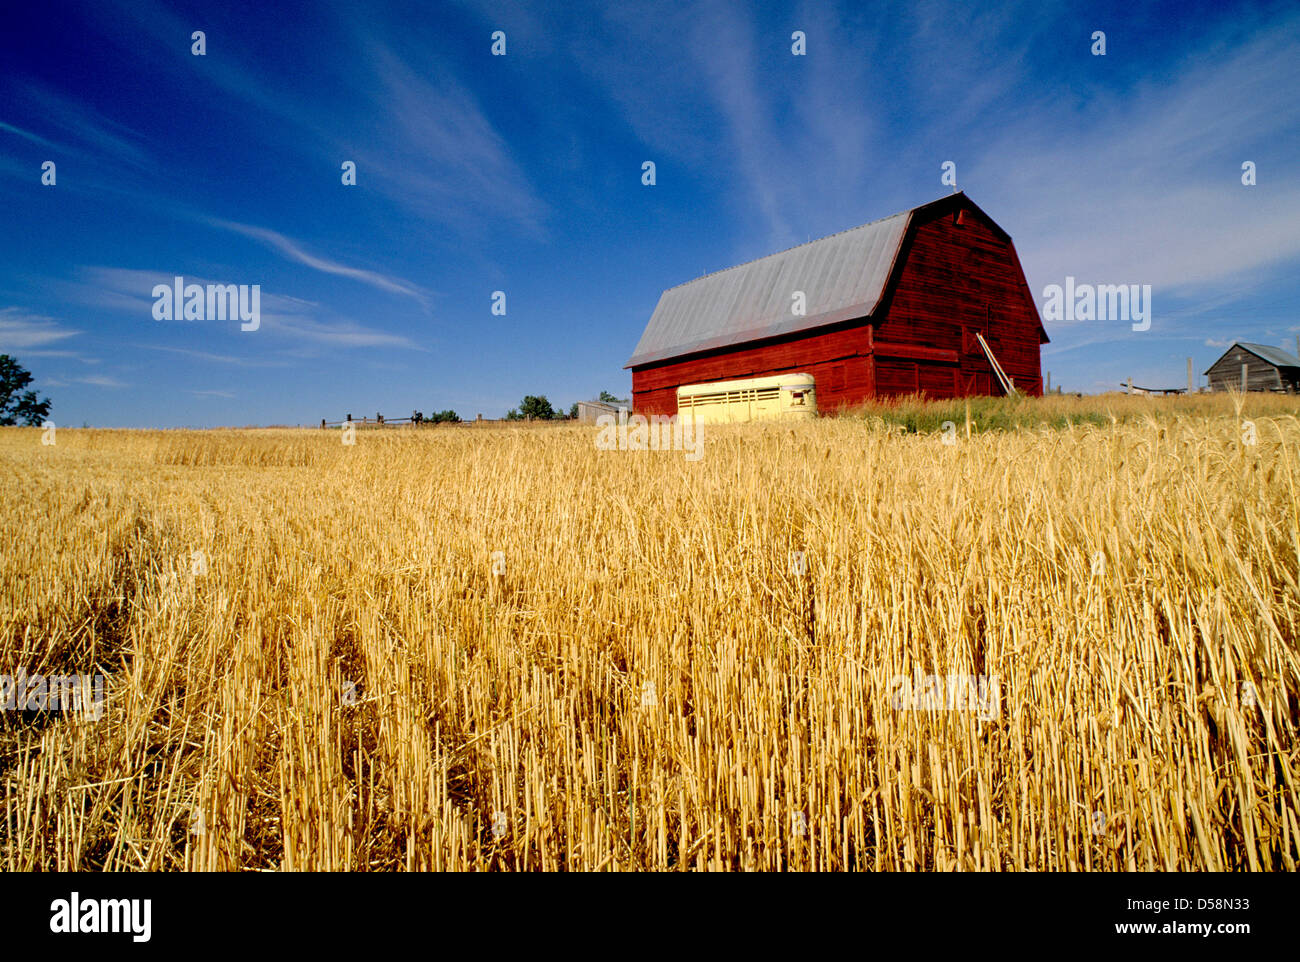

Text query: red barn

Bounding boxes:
[626,192,1048,415]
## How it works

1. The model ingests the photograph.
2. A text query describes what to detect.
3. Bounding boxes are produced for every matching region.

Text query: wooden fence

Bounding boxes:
[320,414,568,428]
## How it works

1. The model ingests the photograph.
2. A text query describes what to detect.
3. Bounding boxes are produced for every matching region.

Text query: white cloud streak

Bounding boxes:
[0,308,80,348]
[209,220,432,310]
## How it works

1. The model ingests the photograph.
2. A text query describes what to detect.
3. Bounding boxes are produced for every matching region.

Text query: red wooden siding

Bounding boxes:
[632,323,875,416]
[872,201,1044,398]
[630,195,1045,416]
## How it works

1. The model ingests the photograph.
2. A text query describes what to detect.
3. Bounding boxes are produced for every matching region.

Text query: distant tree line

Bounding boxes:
[410,409,462,424]
[502,391,627,421]
[411,389,630,424]
[506,395,566,420]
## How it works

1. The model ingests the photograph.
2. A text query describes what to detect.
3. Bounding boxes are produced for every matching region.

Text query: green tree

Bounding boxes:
[0,355,52,426]
[428,409,461,423]
[510,395,558,420]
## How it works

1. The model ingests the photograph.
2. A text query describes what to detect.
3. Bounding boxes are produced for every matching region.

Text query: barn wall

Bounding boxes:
[874,204,1044,398]
[1207,349,1283,392]
[631,323,875,416]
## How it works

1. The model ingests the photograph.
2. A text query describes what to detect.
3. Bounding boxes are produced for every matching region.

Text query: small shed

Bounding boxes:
[1204,342,1300,393]
[575,399,629,423]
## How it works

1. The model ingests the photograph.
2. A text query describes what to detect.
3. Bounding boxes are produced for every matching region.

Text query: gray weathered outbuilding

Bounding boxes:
[1204,342,1300,392]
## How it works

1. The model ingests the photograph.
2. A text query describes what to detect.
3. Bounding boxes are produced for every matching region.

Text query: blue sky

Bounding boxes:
[1,0,1297,426]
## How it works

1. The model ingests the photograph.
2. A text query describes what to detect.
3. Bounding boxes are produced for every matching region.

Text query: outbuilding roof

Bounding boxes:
[1239,342,1300,368]
[1205,342,1300,374]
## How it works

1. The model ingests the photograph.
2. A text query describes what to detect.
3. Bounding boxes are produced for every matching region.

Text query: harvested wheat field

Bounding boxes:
[2,394,1298,871]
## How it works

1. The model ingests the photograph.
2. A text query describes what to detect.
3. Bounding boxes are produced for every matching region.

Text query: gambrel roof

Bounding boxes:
[627,193,1034,368]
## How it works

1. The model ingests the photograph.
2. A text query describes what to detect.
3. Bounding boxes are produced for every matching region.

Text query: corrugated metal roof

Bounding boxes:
[626,198,939,368]
[1238,342,1300,368]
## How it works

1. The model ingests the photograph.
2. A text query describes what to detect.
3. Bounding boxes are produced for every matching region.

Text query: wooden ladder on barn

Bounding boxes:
[975,333,1017,397]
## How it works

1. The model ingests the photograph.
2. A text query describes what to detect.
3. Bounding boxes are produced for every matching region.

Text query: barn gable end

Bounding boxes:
[627,193,1047,416]
[873,196,1047,399]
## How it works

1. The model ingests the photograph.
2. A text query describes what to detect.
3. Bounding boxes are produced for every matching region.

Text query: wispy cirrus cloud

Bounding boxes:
[56,267,168,314]
[348,42,549,238]
[572,0,890,251]
[48,267,421,350]
[0,119,58,149]
[80,0,548,240]
[201,286,424,349]
[208,220,432,310]
[1,83,153,176]
[968,12,1300,300]
[136,344,290,368]
[261,312,423,349]
[75,374,128,389]
[0,308,80,348]
[687,5,791,246]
